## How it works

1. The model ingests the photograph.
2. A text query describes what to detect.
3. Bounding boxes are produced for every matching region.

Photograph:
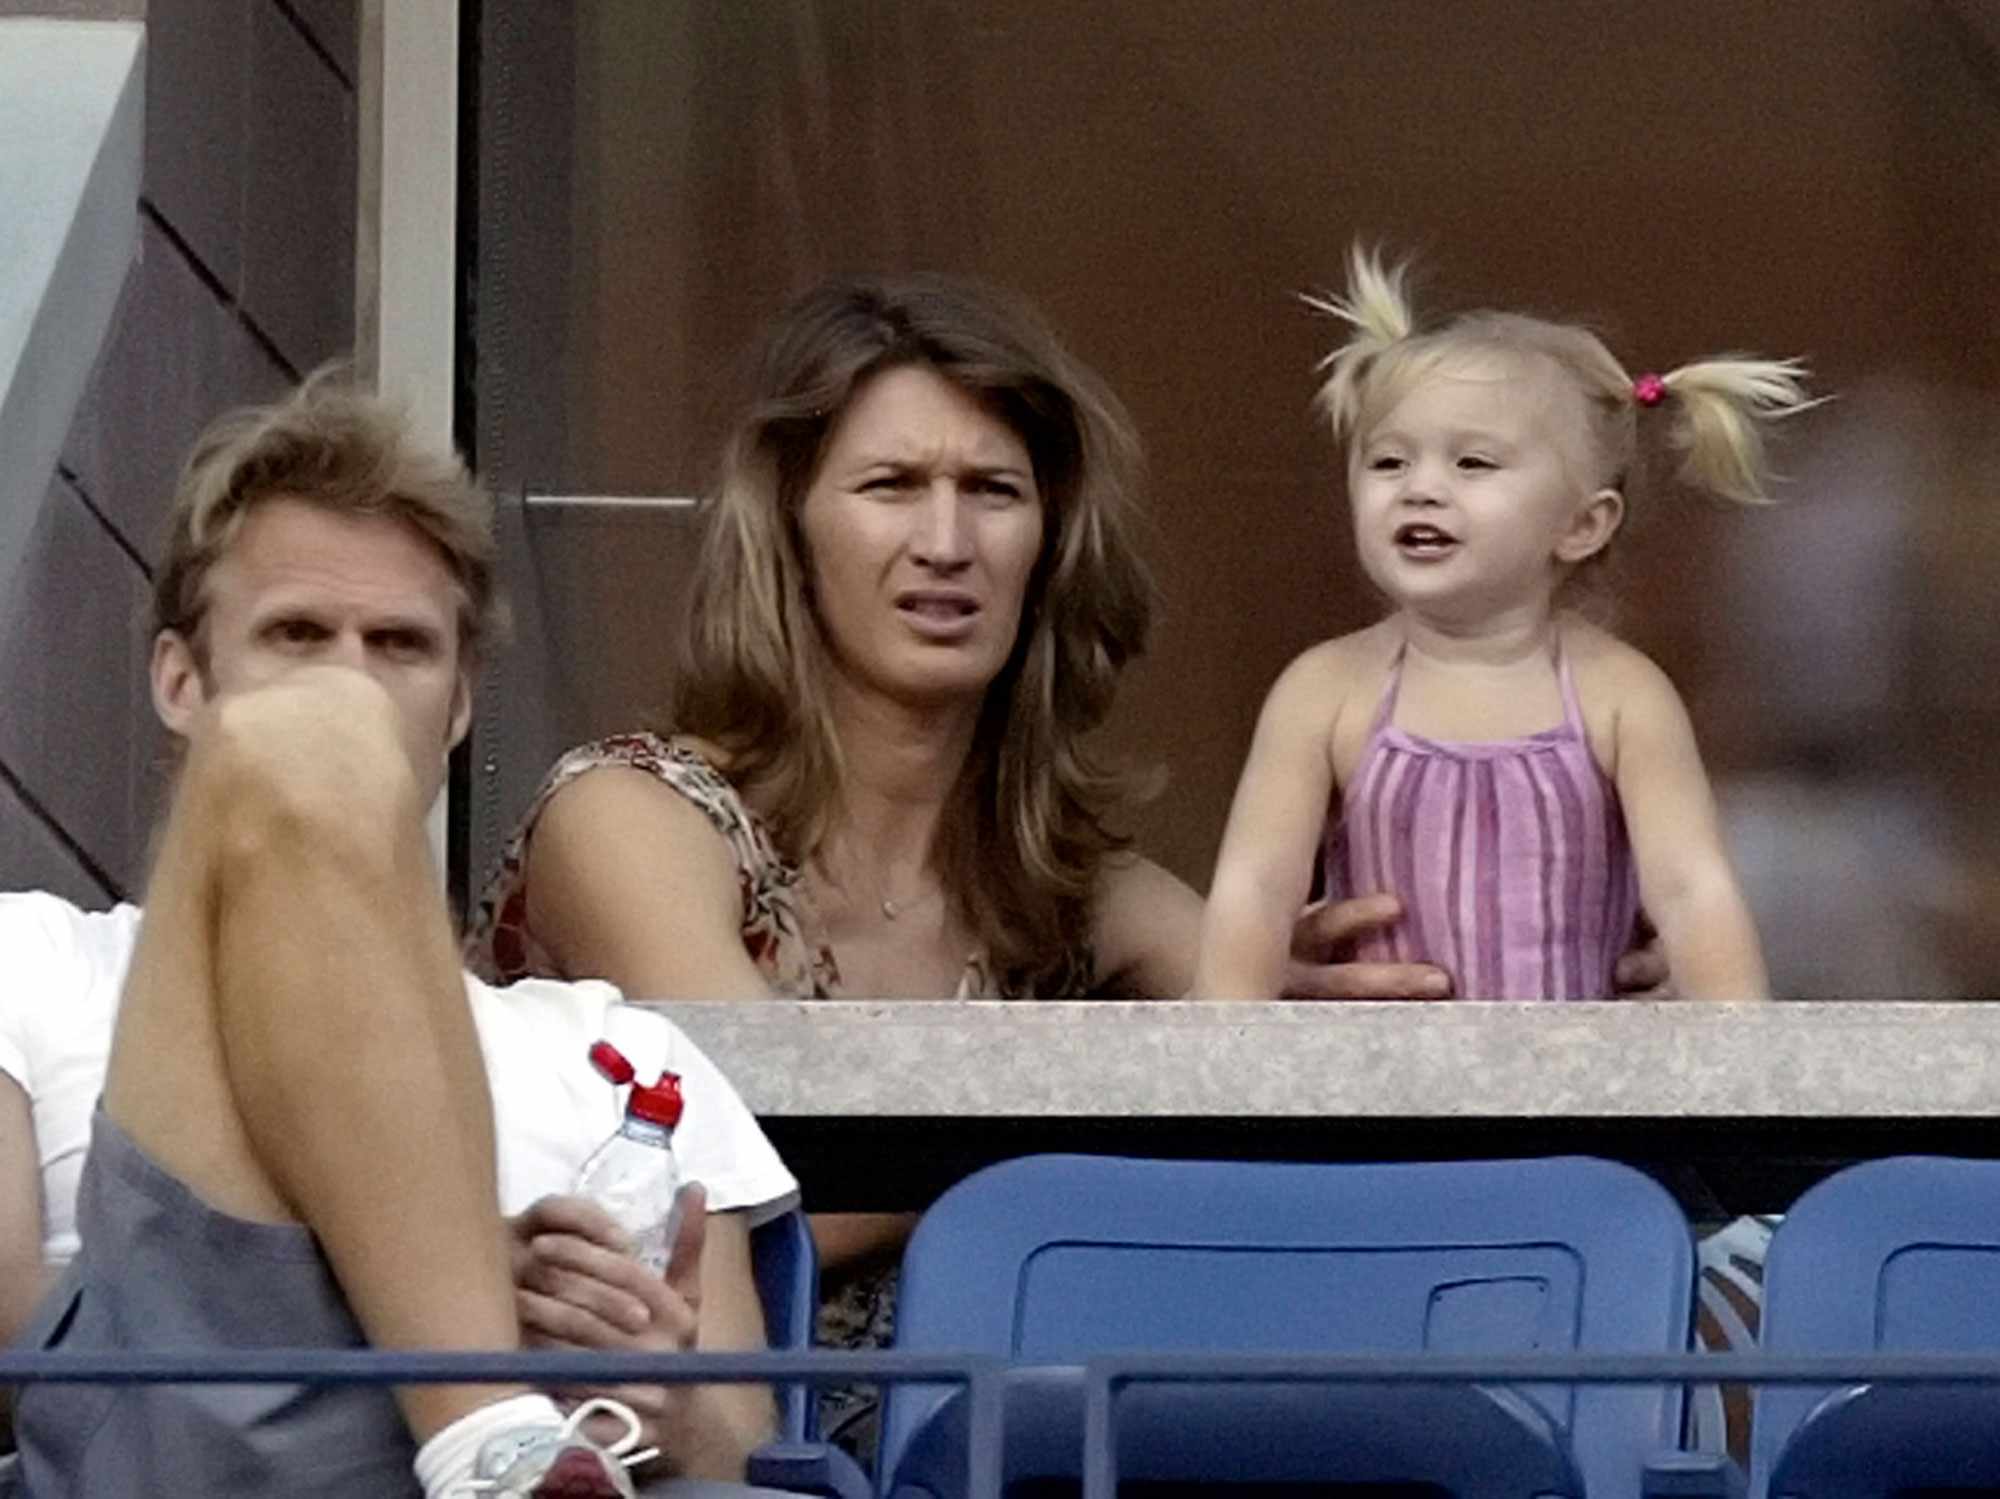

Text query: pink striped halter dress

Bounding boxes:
[1322,639,1641,999]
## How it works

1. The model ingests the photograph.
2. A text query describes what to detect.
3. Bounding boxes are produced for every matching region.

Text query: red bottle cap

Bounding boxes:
[587,1040,635,1086]
[587,1040,684,1128]
[627,1069,685,1129]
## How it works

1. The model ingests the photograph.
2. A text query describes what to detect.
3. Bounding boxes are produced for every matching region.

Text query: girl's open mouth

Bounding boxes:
[1392,522,1459,558]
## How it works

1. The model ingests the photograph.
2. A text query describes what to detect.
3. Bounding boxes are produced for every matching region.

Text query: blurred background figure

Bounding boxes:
[1707,379,1998,998]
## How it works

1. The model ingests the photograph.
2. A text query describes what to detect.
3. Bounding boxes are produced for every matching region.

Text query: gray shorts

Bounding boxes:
[13,1111,810,1499]
[14,1107,418,1498]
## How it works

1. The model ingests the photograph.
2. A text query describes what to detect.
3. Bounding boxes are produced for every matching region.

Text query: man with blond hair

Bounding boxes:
[1,375,797,1497]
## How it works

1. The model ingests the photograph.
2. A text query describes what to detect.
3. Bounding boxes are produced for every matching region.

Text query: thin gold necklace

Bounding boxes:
[810,860,940,922]
[879,887,942,922]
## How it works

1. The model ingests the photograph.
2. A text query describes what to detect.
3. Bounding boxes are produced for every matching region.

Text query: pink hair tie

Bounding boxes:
[1632,372,1668,408]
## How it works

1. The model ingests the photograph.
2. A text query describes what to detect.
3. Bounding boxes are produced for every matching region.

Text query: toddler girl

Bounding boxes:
[1196,246,1817,1000]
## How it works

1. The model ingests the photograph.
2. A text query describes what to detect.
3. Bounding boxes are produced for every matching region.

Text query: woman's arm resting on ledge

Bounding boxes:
[526,766,780,1002]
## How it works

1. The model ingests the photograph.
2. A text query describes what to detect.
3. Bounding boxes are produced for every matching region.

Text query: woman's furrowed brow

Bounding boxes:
[842,451,1030,482]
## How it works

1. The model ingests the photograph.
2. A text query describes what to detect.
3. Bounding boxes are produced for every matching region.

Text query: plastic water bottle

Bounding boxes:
[572,1039,686,1275]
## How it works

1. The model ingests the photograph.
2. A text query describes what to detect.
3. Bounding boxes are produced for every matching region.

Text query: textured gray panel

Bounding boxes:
[657,999,2000,1118]
[241,0,355,373]
[143,0,249,290]
[0,774,115,906]
[0,13,143,615]
[63,217,290,565]
[0,476,153,891]
[280,0,357,87]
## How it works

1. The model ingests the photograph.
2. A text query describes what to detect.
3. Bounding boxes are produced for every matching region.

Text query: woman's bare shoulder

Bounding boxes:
[1096,850,1200,913]
[536,733,752,852]
[524,757,768,996]
[1090,852,1203,998]
[531,763,740,905]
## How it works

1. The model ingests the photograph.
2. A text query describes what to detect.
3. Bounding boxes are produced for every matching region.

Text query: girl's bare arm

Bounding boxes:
[1195,652,1345,999]
[1610,651,1769,1000]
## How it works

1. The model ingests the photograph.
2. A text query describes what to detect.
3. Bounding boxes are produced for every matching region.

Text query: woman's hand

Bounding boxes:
[1282,896,1672,998]
[509,1183,709,1467]
[1282,894,1453,999]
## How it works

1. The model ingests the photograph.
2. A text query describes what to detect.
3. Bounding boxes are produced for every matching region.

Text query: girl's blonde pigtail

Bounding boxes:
[1306,244,1416,440]
[1658,357,1820,506]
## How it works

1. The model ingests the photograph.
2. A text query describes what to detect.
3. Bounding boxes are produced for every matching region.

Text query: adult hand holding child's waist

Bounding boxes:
[1279,894,1671,999]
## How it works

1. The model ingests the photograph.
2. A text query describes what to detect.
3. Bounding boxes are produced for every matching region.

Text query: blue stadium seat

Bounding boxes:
[749,1206,882,1499]
[878,1153,1697,1499]
[752,1206,822,1440]
[1751,1156,2000,1499]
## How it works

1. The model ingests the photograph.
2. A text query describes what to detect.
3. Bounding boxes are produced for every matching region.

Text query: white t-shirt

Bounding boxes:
[0,891,797,1267]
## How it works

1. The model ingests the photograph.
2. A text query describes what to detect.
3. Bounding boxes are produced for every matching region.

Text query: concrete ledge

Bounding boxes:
[651,1000,2000,1120]
[0,18,143,603]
